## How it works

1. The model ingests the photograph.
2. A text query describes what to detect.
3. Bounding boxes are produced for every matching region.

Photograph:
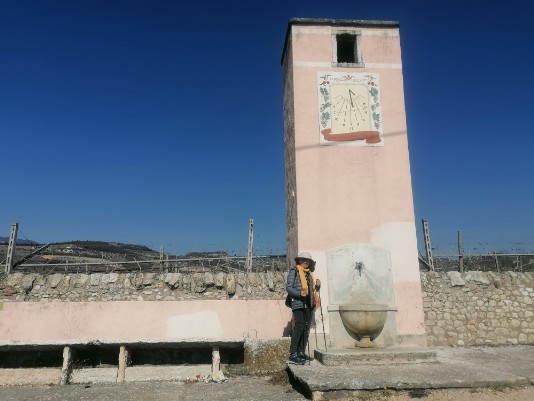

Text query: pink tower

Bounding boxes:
[282,18,426,347]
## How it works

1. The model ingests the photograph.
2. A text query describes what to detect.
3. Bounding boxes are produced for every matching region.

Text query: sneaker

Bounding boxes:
[288,353,305,365]
[297,352,313,361]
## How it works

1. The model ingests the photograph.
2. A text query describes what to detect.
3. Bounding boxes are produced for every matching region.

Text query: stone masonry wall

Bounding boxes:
[421,271,534,346]
[2,270,533,347]
[0,272,287,302]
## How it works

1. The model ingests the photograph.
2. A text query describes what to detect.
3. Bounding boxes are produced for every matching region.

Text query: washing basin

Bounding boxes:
[339,304,389,348]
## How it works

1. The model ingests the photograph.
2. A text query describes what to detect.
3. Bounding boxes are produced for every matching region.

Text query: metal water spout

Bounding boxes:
[355,261,364,277]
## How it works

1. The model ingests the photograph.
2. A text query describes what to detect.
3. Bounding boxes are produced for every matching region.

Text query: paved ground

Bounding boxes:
[0,376,307,401]
[0,375,533,401]
[289,345,534,396]
[0,346,533,400]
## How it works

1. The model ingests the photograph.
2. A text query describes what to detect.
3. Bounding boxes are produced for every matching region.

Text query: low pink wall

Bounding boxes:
[0,301,292,344]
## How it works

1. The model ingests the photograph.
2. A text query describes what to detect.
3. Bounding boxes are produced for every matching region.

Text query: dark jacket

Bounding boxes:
[286,266,314,310]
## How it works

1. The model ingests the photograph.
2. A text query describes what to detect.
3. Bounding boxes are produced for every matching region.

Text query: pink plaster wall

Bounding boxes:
[0,300,292,344]
[283,22,426,338]
[290,29,412,249]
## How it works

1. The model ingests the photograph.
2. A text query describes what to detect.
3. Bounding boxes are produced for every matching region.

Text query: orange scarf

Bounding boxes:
[296,264,320,307]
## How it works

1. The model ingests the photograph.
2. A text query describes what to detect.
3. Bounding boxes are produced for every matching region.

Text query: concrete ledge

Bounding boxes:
[71,367,117,384]
[125,365,212,382]
[0,368,61,386]
[314,345,437,365]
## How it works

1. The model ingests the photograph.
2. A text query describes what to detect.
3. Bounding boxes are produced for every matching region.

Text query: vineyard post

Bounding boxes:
[458,230,464,273]
[4,223,18,274]
[422,219,434,271]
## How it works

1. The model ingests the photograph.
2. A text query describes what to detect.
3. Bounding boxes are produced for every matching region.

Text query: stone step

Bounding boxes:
[314,345,437,365]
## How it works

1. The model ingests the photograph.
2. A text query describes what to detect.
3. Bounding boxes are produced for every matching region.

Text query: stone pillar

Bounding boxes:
[60,346,75,385]
[117,345,130,383]
[211,345,220,374]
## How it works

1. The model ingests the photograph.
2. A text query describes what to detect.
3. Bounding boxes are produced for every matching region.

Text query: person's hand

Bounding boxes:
[300,290,307,297]
[315,279,321,289]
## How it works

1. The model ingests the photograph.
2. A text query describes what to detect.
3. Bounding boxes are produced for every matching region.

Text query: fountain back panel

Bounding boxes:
[326,244,398,348]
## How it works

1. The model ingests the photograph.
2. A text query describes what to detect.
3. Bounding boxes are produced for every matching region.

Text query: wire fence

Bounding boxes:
[417,220,534,273]
[420,252,534,273]
[5,254,288,275]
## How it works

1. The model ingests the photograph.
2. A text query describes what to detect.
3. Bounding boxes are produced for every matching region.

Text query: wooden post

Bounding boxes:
[458,230,464,274]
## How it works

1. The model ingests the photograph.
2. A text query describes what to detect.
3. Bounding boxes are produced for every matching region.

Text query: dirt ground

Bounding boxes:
[332,386,534,401]
[0,373,532,401]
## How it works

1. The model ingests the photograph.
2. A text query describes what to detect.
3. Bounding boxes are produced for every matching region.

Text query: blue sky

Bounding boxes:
[1,0,533,256]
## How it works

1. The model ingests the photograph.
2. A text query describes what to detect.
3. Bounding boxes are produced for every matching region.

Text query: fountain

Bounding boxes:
[312,243,436,366]
[325,244,397,349]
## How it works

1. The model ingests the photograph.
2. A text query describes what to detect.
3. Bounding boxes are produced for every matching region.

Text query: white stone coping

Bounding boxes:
[0,337,247,351]
[327,304,397,312]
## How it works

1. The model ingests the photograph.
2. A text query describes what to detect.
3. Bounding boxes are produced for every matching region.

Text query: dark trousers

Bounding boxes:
[290,308,312,354]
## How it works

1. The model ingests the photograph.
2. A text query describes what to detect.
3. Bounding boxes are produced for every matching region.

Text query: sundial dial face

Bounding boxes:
[330,83,371,133]
[317,72,383,146]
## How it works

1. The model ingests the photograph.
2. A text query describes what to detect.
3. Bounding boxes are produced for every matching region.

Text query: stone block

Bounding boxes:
[101,273,119,284]
[266,272,274,291]
[164,273,182,289]
[73,274,89,288]
[204,272,214,287]
[248,273,259,286]
[6,273,24,287]
[214,272,224,288]
[192,273,206,293]
[226,274,236,296]
[237,273,246,287]
[90,274,102,286]
[182,275,191,291]
[21,275,36,293]
[465,271,490,286]
[240,338,291,375]
[47,274,63,288]
[447,271,465,287]
[142,273,155,286]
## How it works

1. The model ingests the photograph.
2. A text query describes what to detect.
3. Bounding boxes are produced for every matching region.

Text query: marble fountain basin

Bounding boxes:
[339,304,389,348]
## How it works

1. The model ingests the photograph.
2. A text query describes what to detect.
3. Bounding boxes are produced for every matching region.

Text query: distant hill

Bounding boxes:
[0,237,38,245]
[0,240,160,266]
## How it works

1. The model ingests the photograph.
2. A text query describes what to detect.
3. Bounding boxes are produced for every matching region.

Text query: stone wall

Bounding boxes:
[2,270,533,347]
[421,271,534,346]
[0,271,287,302]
